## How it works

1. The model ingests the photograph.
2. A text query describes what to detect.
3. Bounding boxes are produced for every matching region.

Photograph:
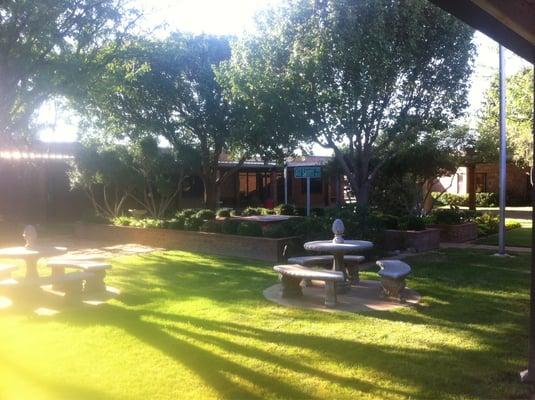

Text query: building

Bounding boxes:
[432,162,531,204]
[182,155,344,209]
[0,144,344,223]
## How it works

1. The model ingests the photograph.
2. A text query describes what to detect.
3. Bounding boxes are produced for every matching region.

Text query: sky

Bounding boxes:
[37,0,532,153]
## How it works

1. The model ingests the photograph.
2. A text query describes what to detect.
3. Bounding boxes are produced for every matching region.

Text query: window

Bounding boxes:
[301,178,322,194]
[475,173,487,192]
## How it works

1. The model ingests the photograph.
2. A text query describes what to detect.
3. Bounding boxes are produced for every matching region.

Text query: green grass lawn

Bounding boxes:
[0,248,533,399]
[477,219,532,247]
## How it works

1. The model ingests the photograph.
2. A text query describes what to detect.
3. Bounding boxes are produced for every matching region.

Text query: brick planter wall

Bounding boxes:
[384,228,440,252]
[74,223,299,262]
[427,222,478,243]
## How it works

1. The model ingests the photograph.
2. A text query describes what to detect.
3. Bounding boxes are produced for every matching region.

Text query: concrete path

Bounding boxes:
[440,242,531,253]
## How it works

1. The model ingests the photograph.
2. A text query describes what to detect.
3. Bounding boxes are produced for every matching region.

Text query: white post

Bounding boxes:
[306,177,311,217]
[498,45,507,255]
[284,165,288,204]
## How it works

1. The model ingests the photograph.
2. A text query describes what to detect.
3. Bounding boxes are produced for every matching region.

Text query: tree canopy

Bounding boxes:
[218,0,475,207]
[0,0,138,145]
[476,67,534,167]
[73,33,296,209]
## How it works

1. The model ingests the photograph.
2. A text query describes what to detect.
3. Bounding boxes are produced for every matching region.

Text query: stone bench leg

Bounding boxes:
[380,276,406,300]
[324,280,337,307]
[346,265,360,285]
[51,266,66,291]
[63,280,83,303]
[279,274,303,298]
[85,270,107,292]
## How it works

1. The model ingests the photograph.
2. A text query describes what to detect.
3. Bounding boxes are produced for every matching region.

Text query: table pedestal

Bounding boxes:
[24,258,40,282]
[333,252,350,293]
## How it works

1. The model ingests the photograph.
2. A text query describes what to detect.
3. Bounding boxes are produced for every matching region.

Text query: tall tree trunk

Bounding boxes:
[203,175,218,210]
[356,181,371,209]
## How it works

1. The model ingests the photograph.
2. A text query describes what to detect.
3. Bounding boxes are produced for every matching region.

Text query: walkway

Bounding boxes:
[440,242,531,253]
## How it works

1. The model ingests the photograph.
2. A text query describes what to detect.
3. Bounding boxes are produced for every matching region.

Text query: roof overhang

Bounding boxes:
[429,0,534,64]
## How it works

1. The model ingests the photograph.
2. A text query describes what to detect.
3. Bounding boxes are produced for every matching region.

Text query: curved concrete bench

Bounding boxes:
[376,259,412,300]
[47,260,111,292]
[0,264,17,280]
[47,272,94,302]
[287,255,365,284]
[274,264,344,307]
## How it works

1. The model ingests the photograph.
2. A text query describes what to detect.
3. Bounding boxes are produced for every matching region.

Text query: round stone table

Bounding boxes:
[303,240,373,292]
[0,246,67,283]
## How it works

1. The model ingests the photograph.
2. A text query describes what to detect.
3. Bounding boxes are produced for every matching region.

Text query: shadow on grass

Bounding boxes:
[1,247,533,399]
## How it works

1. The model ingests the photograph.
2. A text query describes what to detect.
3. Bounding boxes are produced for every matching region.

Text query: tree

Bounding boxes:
[371,132,461,215]
[476,67,534,167]
[218,0,474,207]
[68,143,138,220]
[128,136,197,218]
[0,0,138,145]
[72,33,294,209]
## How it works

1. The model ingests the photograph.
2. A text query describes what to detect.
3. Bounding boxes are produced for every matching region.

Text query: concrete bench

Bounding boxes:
[287,255,365,284]
[274,264,344,307]
[47,260,111,292]
[0,264,17,280]
[48,272,94,302]
[376,259,412,300]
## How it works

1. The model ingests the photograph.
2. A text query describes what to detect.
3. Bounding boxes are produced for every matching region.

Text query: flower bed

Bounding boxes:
[427,222,478,243]
[383,228,441,252]
[74,223,299,262]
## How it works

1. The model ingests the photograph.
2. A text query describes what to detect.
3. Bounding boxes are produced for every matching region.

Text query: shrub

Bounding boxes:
[476,192,498,207]
[166,217,185,230]
[262,224,292,238]
[291,216,331,241]
[221,219,240,234]
[433,192,468,207]
[275,204,295,216]
[176,209,198,219]
[242,207,262,216]
[216,208,232,218]
[184,216,203,231]
[261,208,277,215]
[112,216,133,226]
[373,213,399,230]
[311,208,325,217]
[196,209,216,221]
[431,208,476,225]
[294,207,306,216]
[398,215,426,231]
[200,220,221,233]
[141,219,165,228]
[230,209,242,217]
[475,213,499,236]
[506,220,522,230]
[237,221,263,236]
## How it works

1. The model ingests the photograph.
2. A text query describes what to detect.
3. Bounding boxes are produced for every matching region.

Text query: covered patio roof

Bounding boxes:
[430,0,534,63]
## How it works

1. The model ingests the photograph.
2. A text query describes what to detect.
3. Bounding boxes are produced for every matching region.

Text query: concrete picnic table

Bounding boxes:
[0,245,67,282]
[303,219,373,292]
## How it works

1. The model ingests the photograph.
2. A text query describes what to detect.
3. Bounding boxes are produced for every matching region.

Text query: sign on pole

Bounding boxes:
[294,166,321,179]
[294,166,321,216]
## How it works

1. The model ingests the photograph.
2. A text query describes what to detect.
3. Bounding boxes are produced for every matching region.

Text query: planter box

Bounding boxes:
[384,228,440,252]
[74,223,299,263]
[427,222,478,243]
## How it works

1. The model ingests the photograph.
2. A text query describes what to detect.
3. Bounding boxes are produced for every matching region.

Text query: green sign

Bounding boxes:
[294,166,321,179]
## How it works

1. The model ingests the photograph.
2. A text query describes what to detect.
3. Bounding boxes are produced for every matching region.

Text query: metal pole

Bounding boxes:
[498,45,507,255]
[520,63,535,383]
[306,177,311,217]
[284,165,288,204]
